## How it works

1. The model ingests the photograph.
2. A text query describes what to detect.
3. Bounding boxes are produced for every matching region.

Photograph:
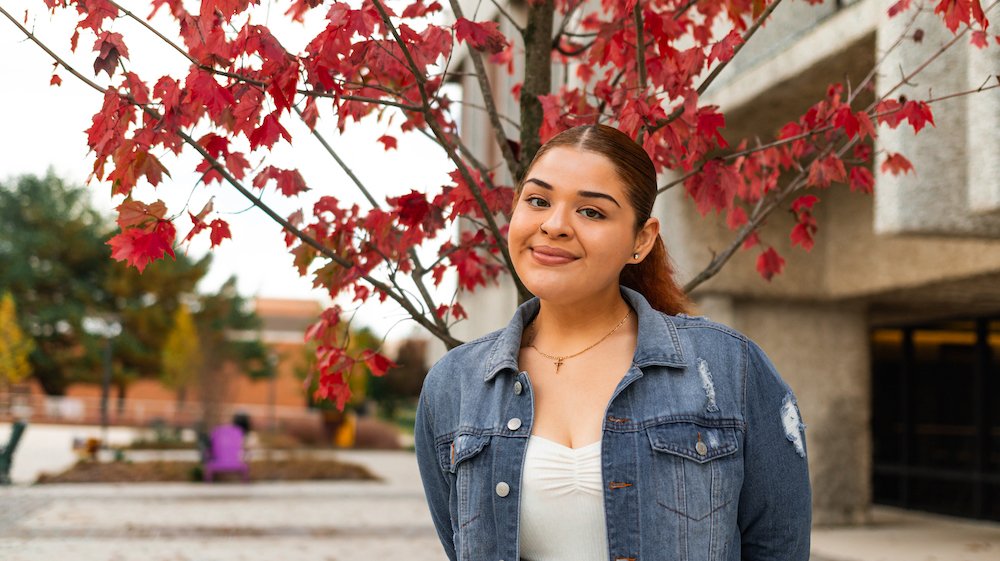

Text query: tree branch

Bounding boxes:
[0,5,464,348]
[490,0,525,35]
[371,0,531,304]
[649,0,785,134]
[447,0,521,181]
[633,1,648,144]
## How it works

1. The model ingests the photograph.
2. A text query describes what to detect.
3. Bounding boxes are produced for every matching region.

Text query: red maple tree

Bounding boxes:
[2,0,995,408]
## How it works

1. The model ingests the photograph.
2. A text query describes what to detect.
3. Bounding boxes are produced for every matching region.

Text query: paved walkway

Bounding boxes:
[1,449,998,560]
[0,450,443,561]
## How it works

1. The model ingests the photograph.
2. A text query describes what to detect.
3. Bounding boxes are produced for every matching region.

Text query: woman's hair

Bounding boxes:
[513,124,692,316]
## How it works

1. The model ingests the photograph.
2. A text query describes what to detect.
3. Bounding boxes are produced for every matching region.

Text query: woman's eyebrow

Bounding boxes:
[523,178,621,208]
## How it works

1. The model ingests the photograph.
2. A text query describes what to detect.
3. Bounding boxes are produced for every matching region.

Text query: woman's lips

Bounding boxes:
[531,247,578,265]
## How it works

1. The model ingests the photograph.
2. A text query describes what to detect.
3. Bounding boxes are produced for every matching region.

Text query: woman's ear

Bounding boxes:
[633,217,660,260]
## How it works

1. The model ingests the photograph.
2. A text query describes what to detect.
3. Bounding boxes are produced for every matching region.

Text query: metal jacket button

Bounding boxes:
[496,481,510,497]
[696,441,708,456]
[513,381,523,395]
[507,417,522,431]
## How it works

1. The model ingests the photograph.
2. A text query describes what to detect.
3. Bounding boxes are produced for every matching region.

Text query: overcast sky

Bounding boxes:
[0,1,461,342]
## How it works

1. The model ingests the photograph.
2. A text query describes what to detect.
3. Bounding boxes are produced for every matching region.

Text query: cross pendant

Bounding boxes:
[554,358,563,373]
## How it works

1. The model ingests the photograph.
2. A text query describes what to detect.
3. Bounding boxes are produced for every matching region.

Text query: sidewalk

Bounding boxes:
[0,450,443,561]
[1,448,997,560]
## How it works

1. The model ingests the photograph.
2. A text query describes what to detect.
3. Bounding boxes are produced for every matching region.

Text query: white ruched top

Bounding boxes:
[518,434,608,561]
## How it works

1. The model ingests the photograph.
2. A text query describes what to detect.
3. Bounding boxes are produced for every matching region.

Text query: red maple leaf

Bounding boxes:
[402,1,443,18]
[454,18,507,54]
[807,154,846,188]
[790,212,818,251]
[881,153,914,175]
[76,0,118,33]
[934,0,975,33]
[388,190,432,228]
[791,195,819,213]
[755,247,786,281]
[358,349,398,377]
[888,0,913,17]
[696,108,728,149]
[301,97,319,130]
[208,219,231,247]
[377,134,398,150]
[185,69,235,116]
[225,151,250,179]
[833,106,859,139]
[849,167,875,193]
[108,220,177,272]
[726,206,748,229]
[253,166,309,196]
[901,101,934,133]
[708,30,742,65]
[249,112,292,150]
[92,31,128,78]
[875,99,905,128]
[116,199,167,229]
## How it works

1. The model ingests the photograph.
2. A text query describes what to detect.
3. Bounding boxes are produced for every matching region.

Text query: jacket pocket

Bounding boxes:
[437,433,491,474]
[645,421,741,521]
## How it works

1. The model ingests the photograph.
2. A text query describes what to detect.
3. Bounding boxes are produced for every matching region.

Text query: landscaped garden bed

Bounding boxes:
[35,457,378,484]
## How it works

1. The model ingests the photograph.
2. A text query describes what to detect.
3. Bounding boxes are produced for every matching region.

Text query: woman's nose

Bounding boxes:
[539,206,572,237]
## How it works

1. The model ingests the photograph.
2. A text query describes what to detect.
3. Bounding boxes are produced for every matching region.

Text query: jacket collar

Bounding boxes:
[483,284,687,382]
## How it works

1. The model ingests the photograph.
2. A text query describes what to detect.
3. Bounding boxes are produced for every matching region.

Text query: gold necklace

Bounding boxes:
[526,308,632,373]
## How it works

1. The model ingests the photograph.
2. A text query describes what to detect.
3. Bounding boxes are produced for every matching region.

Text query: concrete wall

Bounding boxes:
[727,299,873,526]
[875,6,1000,236]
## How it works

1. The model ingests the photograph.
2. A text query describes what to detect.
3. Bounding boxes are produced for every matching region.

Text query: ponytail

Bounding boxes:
[620,235,692,316]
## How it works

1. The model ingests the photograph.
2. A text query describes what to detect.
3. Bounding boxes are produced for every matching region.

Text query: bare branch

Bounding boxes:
[672,0,700,20]
[447,0,521,181]
[448,98,522,129]
[371,0,531,303]
[490,0,525,35]
[633,1,648,144]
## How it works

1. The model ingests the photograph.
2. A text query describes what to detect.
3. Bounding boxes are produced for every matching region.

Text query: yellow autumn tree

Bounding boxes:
[0,292,34,386]
[161,304,201,412]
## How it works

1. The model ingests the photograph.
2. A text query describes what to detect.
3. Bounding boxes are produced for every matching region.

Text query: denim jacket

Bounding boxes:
[414,285,811,561]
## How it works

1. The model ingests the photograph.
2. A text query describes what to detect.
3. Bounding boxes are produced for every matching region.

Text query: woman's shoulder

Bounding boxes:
[666,311,748,343]
[422,327,506,389]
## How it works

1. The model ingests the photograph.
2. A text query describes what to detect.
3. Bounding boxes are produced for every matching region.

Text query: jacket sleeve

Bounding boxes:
[414,378,457,561]
[738,339,812,561]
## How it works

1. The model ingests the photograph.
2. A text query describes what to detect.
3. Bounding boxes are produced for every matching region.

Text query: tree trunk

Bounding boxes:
[517,0,555,180]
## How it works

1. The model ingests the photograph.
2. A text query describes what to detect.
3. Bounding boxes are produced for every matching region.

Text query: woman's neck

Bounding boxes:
[524,284,634,355]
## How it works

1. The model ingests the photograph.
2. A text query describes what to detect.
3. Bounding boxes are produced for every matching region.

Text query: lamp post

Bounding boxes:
[82,315,121,445]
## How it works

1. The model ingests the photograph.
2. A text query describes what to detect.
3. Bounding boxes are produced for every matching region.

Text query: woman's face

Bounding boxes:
[507,146,659,303]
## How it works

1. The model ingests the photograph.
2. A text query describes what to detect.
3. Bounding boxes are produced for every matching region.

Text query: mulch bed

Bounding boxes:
[35,458,379,484]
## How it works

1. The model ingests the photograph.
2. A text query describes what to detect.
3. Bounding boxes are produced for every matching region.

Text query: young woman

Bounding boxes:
[414,124,812,561]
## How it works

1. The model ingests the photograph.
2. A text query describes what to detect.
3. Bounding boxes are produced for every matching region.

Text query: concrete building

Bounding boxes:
[438,0,1000,526]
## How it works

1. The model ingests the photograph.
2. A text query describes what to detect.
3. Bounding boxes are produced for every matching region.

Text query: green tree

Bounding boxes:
[104,254,210,408]
[369,338,428,419]
[0,172,112,394]
[0,292,34,385]
[161,304,201,412]
[0,171,264,402]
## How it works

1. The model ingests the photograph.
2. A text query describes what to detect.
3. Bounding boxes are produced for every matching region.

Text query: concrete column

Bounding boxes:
[874,7,1000,236]
[967,38,1000,215]
[733,300,872,526]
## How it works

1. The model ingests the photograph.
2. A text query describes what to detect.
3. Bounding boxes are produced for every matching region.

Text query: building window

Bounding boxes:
[871,318,1000,521]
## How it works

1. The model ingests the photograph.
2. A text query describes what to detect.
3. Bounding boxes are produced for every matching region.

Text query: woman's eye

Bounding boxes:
[580,208,604,219]
[525,196,548,207]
